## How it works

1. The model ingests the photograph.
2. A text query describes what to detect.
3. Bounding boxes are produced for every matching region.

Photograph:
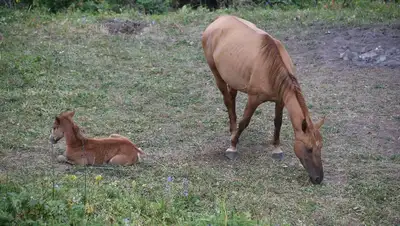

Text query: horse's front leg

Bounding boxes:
[227,85,238,135]
[226,95,263,160]
[272,102,284,160]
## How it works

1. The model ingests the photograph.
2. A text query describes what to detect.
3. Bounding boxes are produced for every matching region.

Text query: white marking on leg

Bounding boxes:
[272,146,283,154]
[226,147,237,153]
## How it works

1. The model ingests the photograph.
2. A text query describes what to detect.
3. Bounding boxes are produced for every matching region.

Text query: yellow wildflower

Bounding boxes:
[85,203,94,214]
[64,174,77,181]
[95,175,103,184]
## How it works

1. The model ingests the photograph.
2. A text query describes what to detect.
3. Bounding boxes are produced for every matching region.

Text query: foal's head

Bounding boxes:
[49,111,76,144]
[294,117,325,184]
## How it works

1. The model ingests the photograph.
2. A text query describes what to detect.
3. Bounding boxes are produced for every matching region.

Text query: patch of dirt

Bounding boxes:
[102,19,147,35]
[0,146,71,175]
[322,25,400,68]
[286,23,400,68]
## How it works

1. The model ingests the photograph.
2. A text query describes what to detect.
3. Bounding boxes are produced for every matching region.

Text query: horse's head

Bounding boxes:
[49,111,75,144]
[294,117,325,184]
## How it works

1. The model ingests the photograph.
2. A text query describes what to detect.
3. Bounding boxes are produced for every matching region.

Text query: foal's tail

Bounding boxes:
[136,147,145,156]
[110,133,146,157]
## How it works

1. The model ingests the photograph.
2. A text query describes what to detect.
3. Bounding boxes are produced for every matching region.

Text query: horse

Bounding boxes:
[201,15,325,184]
[49,111,145,166]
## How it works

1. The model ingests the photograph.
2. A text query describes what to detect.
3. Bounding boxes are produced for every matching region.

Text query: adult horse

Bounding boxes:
[201,15,325,184]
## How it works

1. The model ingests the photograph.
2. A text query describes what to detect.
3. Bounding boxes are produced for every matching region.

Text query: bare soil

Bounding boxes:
[102,19,148,35]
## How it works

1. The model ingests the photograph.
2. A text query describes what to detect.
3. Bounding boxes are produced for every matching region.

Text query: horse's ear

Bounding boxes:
[302,119,307,133]
[315,116,326,130]
[55,116,60,124]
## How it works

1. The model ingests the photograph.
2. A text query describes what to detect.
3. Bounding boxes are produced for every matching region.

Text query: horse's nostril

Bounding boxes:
[314,176,321,183]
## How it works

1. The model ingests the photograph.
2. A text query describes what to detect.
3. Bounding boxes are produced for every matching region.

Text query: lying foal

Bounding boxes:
[49,111,144,166]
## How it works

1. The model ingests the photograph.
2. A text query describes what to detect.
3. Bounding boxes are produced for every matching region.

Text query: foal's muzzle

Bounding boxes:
[49,135,61,144]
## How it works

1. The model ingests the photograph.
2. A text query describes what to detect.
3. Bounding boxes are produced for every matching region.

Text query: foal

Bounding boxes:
[49,111,144,166]
[202,15,325,184]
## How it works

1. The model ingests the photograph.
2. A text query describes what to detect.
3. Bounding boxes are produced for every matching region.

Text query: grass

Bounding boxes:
[1,1,400,225]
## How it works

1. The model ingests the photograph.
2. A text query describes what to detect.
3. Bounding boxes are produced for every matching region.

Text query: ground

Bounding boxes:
[0,4,399,225]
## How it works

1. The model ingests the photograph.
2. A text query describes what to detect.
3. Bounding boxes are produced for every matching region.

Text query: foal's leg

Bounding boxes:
[272,102,284,160]
[109,134,123,138]
[63,152,93,165]
[226,95,263,159]
[109,154,136,166]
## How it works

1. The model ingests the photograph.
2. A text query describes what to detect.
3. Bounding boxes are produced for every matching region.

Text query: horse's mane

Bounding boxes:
[259,34,312,127]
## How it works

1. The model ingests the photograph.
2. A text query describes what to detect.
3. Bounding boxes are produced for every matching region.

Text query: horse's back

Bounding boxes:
[202,15,266,61]
[202,15,295,96]
[202,16,261,91]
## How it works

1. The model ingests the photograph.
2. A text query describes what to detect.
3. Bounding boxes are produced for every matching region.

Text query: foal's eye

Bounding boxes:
[306,148,312,153]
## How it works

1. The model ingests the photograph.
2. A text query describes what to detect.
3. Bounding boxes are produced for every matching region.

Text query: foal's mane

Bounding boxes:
[259,34,312,128]
[63,116,87,143]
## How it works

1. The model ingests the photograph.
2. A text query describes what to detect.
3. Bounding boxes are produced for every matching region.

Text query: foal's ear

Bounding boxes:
[302,119,307,133]
[55,116,61,124]
[67,111,75,118]
[315,116,326,130]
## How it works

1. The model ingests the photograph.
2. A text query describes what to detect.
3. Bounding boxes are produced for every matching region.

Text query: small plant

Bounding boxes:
[135,0,171,14]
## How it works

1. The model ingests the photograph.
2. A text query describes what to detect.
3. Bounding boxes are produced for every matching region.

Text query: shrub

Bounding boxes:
[135,0,171,14]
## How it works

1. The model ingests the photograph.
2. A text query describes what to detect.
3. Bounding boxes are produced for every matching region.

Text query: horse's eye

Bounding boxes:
[307,148,312,153]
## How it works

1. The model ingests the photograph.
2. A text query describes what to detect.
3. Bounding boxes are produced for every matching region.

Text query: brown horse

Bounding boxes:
[202,15,325,184]
[49,111,144,166]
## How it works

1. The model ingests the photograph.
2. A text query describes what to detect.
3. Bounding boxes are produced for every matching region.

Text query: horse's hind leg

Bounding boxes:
[272,102,284,160]
[210,67,237,136]
[227,95,263,159]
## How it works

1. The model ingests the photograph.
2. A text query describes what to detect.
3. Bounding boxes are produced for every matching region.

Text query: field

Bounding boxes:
[1,2,400,225]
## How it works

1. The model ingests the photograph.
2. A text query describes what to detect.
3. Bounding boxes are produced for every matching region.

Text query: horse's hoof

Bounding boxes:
[272,146,284,160]
[272,152,284,160]
[225,148,238,160]
[57,155,67,163]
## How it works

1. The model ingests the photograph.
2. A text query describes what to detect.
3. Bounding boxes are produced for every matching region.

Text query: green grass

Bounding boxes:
[1,2,400,225]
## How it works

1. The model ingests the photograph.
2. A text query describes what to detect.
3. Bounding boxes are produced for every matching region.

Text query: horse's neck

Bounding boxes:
[64,123,85,147]
[284,90,309,134]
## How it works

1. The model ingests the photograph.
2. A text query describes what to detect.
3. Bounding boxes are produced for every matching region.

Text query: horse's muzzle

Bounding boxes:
[309,171,324,185]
